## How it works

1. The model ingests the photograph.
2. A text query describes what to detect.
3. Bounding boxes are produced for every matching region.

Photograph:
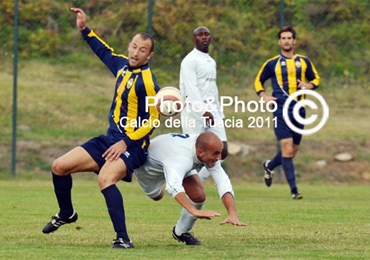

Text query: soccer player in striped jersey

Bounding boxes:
[41,7,160,249]
[254,26,320,200]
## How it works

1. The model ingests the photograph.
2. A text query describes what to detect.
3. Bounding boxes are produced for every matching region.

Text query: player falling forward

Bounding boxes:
[135,131,245,246]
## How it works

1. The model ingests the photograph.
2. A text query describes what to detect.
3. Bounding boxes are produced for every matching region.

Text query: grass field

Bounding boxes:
[0,178,369,259]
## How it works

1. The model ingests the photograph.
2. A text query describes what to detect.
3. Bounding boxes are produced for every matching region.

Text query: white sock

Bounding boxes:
[175,200,204,235]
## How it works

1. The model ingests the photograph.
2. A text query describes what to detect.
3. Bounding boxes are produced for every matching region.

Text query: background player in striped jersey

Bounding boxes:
[254,26,320,199]
[135,132,241,246]
[42,7,160,249]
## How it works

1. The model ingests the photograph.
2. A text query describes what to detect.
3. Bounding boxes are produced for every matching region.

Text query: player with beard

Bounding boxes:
[254,26,320,199]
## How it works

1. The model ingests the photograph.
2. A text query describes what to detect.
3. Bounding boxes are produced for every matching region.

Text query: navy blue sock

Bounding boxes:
[281,157,297,193]
[102,184,129,241]
[268,150,282,170]
[52,173,74,219]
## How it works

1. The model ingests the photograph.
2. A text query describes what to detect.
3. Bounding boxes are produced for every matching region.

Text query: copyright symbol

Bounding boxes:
[283,90,329,135]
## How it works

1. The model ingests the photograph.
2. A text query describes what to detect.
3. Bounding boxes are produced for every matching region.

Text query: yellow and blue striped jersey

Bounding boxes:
[81,27,160,149]
[254,53,320,105]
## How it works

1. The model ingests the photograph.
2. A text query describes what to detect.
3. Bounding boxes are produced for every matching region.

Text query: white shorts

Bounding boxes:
[134,158,197,199]
[181,111,227,141]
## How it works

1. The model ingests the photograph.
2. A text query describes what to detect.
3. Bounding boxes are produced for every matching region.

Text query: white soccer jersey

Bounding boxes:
[135,133,233,198]
[179,48,227,140]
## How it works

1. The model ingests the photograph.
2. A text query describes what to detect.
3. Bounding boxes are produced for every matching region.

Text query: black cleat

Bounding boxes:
[263,160,274,187]
[172,226,201,246]
[292,192,303,200]
[112,238,135,249]
[42,211,78,234]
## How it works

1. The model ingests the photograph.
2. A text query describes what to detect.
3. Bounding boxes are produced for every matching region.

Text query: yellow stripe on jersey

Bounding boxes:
[274,59,283,89]
[125,76,139,135]
[254,55,280,93]
[126,69,160,141]
[286,59,297,95]
[113,71,133,124]
[309,62,320,87]
[87,30,128,59]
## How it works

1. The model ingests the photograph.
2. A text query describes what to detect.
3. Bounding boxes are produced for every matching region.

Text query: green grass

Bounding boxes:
[0,178,369,259]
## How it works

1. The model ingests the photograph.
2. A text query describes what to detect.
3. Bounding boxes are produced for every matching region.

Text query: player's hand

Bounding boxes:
[219,215,247,226]
[70,7,87,30]
[297,79,313,90]
[260,92,277,103]
[193,210,221,220]
[202,111,215,127]
[102,140,127,161]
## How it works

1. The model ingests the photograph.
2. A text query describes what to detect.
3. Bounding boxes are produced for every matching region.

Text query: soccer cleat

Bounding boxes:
[263,160,274,187]
[172,226,201,246]
[112,238,135,249]
[292,192,303,200]
[42,211,78,234]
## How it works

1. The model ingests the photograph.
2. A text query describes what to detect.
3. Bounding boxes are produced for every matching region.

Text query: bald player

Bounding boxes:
[135,132,244,246]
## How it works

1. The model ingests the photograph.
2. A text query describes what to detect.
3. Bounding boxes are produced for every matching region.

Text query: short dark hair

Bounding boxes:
[137,32,154,52]
[278,26,296,39]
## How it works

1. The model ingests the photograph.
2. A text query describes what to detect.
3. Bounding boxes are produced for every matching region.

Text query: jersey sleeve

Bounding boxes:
[207,161,234,198]
[303,57,320,88]
[162,157,193,198]
[81,27,126,76]
[254,60,274,96]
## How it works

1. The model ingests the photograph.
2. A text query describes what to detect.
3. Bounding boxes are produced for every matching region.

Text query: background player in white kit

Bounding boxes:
[179,26,245,227]
[180,26,228,158]
[135,132,241,245]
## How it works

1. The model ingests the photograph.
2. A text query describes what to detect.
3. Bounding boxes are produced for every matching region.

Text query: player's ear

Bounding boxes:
[147,52,154,60]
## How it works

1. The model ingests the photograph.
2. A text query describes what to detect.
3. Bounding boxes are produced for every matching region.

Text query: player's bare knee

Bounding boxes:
[51,158,67,176]
[191,191,206,203]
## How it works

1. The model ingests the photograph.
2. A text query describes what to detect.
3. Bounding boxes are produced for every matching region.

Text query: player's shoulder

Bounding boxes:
[295,53,312,63]
[266,54,281,63]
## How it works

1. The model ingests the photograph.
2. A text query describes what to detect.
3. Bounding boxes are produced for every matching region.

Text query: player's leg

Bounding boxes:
[99,145,146,249]
[99,159,134,247]
[173,174,204,246]
[263,114,287,187]
[280,137,302,199]
[134,161,165,201]
[42,146,100,234]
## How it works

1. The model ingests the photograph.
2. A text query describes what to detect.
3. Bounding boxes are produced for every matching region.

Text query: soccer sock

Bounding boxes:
[175,200,204,235]
[52,172,74,219]
[101,184,130,241]
[281,157,297,193]
[268,150,282,170]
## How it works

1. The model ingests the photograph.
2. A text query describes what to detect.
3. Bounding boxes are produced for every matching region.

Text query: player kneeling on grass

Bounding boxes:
[135,131,245,246]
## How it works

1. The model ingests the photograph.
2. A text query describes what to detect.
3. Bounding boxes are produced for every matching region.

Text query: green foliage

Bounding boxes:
[1,0,368,79]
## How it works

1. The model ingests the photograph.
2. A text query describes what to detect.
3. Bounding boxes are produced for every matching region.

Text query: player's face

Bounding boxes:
[198,142,223,168]
[128,34,153,68]
[278,32,296,52]
[193,28,211,53]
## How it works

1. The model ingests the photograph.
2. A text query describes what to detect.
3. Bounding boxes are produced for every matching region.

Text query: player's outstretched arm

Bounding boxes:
[175,192,220,220]
[70,7,87,30]
[219,192,246,226]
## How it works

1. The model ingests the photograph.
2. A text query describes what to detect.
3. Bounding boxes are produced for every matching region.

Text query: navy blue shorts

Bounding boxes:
[81,134,147,182]
[273,108,305,145]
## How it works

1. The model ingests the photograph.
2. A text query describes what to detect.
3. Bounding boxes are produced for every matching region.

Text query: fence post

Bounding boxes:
[11,0,19,177]
[148,0,154,35]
